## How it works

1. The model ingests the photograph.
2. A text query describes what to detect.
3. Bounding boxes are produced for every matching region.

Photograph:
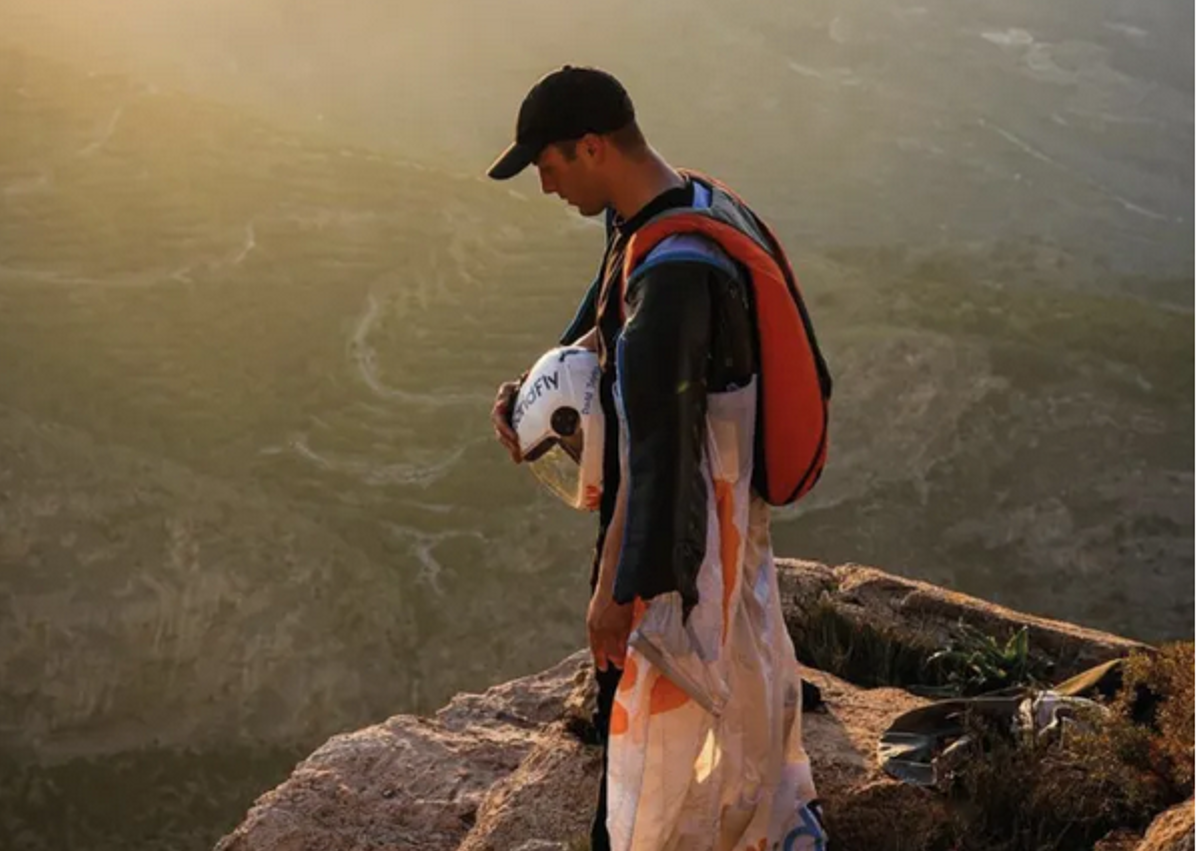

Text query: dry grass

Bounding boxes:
[943,642,1194,851]
[792,599,947,689]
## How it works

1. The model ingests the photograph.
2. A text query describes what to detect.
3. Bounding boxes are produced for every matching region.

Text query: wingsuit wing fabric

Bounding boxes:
[606,247,825,851]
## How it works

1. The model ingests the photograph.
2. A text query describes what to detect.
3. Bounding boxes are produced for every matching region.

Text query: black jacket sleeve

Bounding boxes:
[611,261,714,615]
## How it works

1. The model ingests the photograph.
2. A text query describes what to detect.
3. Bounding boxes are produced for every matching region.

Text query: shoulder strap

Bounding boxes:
[634,232,741,283]
[633,180,737,282]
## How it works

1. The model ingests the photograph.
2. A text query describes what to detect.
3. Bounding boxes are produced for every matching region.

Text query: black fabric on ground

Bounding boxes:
[802,679,824,712]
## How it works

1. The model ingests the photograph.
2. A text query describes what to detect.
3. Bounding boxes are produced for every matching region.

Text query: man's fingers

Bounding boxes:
[494,381,520,411]
[491,403,513,431]
[606,636,628,670]
[590,636,608,672]
[491,382,524,463]
[590,629,626,673]
[497,428,521,463]
[497,425,518,448]
[491,383,518,425]
[590,622,619,673]
[492,418,517,445]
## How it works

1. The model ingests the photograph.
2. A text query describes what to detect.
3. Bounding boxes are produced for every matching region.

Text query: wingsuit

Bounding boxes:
[561,172,829,851]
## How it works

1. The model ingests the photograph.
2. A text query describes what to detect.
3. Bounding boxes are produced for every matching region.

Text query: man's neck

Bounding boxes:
[609,151,686,222]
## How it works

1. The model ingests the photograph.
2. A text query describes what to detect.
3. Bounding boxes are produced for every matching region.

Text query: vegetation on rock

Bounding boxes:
[943,642,1194,851]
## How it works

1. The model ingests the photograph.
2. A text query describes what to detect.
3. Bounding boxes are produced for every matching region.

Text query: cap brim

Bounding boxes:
[487,141,536,180]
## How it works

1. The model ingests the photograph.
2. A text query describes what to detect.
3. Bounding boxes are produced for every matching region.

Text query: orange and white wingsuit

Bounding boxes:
[606,378,826,851]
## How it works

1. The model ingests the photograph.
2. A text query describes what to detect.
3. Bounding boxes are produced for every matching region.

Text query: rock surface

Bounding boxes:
[1137,800,1195,851]
[1097,801,1197,851]
[216,561,1163,851]
[217,652,930,851]
[215,653,596,851]
[777,558,1148,684]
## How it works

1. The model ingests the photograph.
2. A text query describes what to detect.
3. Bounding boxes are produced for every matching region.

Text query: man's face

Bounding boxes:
[534,141,608,217]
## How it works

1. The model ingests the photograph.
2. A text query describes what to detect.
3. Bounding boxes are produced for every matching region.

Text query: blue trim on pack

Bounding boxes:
[613,331,632,596]
[630,237,741,290]
[624,178,732,284]
[632,244,740,284]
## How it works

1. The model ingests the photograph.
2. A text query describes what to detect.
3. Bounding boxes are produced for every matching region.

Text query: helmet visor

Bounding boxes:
[526,440,583,507]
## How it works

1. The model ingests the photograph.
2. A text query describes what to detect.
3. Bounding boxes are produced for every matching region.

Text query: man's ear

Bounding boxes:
[579,132,605,163]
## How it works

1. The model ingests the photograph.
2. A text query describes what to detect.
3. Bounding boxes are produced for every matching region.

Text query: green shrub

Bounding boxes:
[926,623,1050,697]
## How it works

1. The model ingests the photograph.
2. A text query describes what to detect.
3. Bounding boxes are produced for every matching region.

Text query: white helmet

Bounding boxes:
[512,346,605,511]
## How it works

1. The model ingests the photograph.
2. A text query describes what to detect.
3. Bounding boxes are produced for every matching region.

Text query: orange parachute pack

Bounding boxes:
[620,170,832,506]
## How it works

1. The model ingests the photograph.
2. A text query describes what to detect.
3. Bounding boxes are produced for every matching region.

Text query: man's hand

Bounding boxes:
[587,590,634,672]
[491,379,522,463]
[589,472,631,672]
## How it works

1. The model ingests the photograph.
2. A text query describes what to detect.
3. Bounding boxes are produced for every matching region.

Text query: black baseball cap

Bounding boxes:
[487,66,636,180]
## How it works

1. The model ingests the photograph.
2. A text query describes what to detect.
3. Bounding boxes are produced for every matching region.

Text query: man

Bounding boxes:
[488,66,826,851]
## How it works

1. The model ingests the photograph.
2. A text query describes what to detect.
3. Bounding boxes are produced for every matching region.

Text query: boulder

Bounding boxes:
[1137,800,1195,851]
[777,559,1146,687]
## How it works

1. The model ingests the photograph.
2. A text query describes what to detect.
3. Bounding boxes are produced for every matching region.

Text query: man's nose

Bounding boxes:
[539,172,555,195]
